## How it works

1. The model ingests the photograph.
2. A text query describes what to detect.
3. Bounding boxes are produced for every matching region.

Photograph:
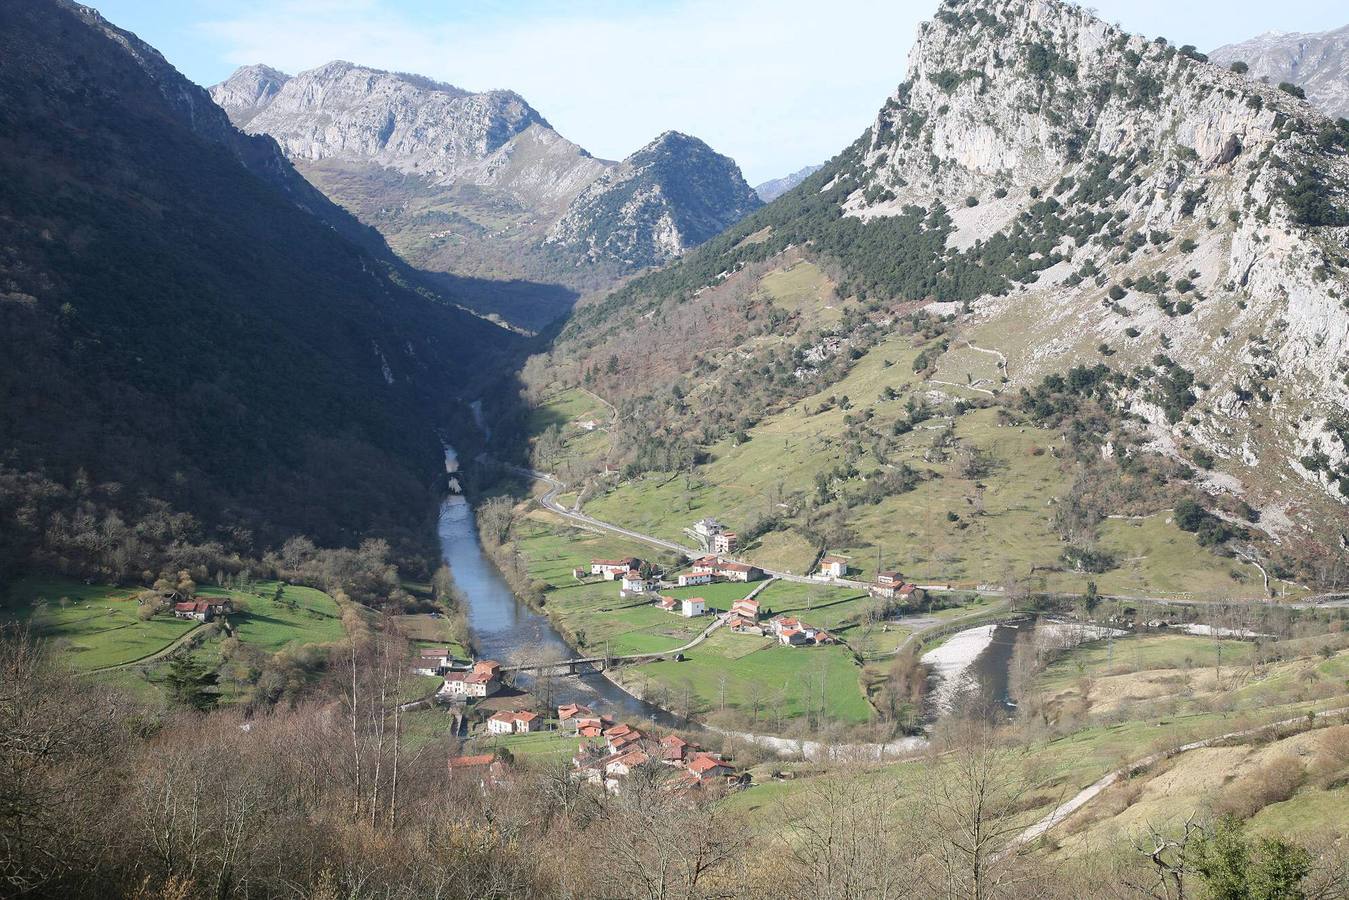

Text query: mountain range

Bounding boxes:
[209,63,762,330]
[1211,25,1349,121]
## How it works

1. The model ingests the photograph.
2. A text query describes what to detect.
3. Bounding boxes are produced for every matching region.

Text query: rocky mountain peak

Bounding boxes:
[209,64,291,125]
[547,132,763,268]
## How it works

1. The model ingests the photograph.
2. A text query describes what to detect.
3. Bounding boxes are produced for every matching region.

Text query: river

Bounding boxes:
[437,448,683,725]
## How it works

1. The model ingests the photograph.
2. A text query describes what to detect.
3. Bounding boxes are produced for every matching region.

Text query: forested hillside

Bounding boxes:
[0,0,521,583]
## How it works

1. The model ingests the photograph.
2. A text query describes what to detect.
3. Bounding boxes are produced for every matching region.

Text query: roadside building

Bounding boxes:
[818,556,848,578]
[712,531,738,554]
[717,561,762,582]
[677,571,714,587]
[729,598,760,622]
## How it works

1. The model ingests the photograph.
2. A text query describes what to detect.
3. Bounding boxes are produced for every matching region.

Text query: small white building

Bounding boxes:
[487,710,539,735]
[681,597,706,618]
[677,571,713,587]
[818,556,847,578]
[620,570,652,593]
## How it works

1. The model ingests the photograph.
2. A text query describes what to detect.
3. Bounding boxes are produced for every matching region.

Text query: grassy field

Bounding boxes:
[2,577,199,671]
[221,582,346,653]
[722,638,1349,856]
[613,629,874,727]
[538,313,1281,600]
[2,576,349,694]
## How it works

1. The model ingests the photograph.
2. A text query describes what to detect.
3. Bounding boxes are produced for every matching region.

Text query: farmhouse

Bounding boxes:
[726,614,764,635]
[591,558,642,580]
[439,659,503,699]
[717,561,762,582]
[818,556,848,578]
[677,571,713,587]
[656,595,678,612]
[692,517,724,540]
[447,753,511,788]
[871,581,921,602]
[729,598,760,621]
[620,570,653,594]
[171,598,232,622]
[557,703,595,727]
[686,753,736,782]
[413,646,453,676]
[576,716,613,738]
[691,555,720,575]
[604,748,651,779]
[680,597,706,618]
[712,531,737,554]
[487,710,539,735]
[876,571,903,586]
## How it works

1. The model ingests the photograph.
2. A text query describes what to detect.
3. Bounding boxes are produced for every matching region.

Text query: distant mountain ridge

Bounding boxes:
[1211,24,1349,120]
[755,164,824,202]
[210,63,761,327]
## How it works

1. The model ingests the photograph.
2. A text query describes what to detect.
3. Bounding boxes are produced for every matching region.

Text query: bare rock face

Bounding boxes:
[209,63,761,313]
[849,0,1349,506]
[548,131,763,268]
[211,60,602,207]
[1211,26,1349,121]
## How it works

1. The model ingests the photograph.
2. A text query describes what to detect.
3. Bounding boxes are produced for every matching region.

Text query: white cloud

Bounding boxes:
[199,0,931,183]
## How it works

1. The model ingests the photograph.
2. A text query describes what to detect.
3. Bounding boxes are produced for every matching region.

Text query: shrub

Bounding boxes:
[1229,61,1249,74]
[1278,82,1307,99]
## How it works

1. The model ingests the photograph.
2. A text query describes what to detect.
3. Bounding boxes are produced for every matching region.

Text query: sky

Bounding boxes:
[92,0,1348,185]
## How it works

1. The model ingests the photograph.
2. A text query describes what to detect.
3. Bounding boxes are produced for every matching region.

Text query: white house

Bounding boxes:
[677,571,713,587]
[712,531,737,554]
[656,595,678,613]
[487,710,539,735]
[818,556,847,578]
[620,570,651,593]
[681,597,706,618]
[876,570,903,586]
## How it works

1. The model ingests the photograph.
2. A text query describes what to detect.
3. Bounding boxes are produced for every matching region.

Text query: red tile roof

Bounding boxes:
[448,754,494,769]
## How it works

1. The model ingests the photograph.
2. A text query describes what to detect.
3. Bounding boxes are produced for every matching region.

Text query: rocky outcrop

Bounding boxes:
[847,0,1349,506]
[547,131,762,268]
[207,63,289,126]
[1211,26,1349,121]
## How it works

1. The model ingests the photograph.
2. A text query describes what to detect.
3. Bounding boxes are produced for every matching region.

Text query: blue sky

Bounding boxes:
[93,0,1347,184]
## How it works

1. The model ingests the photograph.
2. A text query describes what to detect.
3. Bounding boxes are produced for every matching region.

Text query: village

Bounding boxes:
[422,515,927,792]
